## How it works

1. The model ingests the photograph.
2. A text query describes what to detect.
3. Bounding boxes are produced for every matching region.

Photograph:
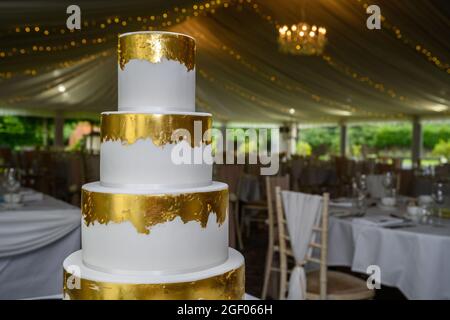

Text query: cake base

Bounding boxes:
[63,248,244,300]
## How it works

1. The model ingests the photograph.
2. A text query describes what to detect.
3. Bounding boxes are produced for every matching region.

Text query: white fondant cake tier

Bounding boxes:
[81,182,229,273]
[66,248,242,284]
[118,32,195,113]
[63,249,245,300]
[100,111,212,188]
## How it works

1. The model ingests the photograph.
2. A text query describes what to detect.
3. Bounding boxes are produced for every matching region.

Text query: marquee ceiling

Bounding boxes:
[0,0,449,123]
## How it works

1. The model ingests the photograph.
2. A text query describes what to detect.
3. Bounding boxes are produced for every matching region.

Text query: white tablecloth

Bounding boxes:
[0,193,81,299]
[328,204,450,299]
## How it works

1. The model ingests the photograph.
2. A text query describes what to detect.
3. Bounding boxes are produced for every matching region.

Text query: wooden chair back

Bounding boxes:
[275,186,329,300]
[260,175,291,299]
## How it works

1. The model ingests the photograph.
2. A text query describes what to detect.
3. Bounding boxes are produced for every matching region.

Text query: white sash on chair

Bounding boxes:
[281,191,322,300]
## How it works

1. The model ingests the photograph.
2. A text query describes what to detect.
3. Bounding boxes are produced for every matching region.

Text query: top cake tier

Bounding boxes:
[118,31,195,112]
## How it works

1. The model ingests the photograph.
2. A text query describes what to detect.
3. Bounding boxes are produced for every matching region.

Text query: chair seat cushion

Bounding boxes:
[306,270,375,300]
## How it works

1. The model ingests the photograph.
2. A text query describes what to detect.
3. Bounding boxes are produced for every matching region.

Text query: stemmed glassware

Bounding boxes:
[1,168,22,207]
[353,174,368,216]
[432,182,445,218]
[382,172,395,197]
[420,182,445,226]
[432,182,445,206]
[358,174,368,194]
[2,168,21,194]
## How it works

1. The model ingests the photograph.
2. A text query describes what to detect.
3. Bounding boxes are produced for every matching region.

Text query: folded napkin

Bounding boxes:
[353,216,404,227]
[330,198,353,208]
[19,190,44,202]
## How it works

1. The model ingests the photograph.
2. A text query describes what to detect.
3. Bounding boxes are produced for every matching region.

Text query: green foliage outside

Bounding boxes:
[351,144,362,158]
[432,140,450,160]
[0,115,99,149]
[423,126,450,149]
[1,116,450,160]
[296,141,312,156]
[0,116,46,148]
[298,122,450,159]
[297,126,339,155]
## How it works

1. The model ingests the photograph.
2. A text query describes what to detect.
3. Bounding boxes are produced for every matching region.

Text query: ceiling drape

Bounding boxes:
[0,0,449,123]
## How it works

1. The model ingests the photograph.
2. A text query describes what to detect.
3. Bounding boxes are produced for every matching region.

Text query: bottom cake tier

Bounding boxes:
[63,248,245,300]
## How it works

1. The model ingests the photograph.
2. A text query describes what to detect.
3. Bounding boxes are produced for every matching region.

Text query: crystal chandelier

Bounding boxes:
[278,23,327,55]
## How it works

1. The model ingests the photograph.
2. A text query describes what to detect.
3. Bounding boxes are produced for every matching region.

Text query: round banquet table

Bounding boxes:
[327,202,450,300]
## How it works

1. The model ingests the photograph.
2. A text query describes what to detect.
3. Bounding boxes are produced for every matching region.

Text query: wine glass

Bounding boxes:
[382,172,395,197]
[2,168,21,194]
[353,174,367,216]
[351,177,359,198]
[358,174,367,193]
[431,182,445,219]
[432,182,445,206]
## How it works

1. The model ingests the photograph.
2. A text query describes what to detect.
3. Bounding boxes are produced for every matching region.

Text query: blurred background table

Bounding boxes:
[0,190,81,299]
[327,201,450,299]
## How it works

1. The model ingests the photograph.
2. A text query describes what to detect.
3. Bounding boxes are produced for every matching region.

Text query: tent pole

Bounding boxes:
[288,122,298,158]
[411,116,422,169]
[339,122,347,158]
[54,111,65,148]
[42,118,48,148]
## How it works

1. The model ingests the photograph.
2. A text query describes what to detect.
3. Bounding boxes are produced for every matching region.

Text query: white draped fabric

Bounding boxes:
[281,190,322,300]
[0,195,80,258]
[0,0,449,122]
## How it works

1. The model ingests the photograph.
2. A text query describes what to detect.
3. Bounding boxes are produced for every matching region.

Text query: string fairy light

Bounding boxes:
[3,51,113,106]
[2,0,277,61]
[0,0,437,120]
[0,35,110,59]
[3,0,446,78]
[0,0,235,61]
[193,30,399,119]
[0,47,111,80]
[5,0,232,36]
[195,21,412,119]
[200,67,384,122]
[321,54,408,103]
[0,0,267,63]
[199,68,292,117]
[355,0,450,74]
[196,96,229,121]
[1,0,261,80]
[245,1,419,111]
[1,50,112,90]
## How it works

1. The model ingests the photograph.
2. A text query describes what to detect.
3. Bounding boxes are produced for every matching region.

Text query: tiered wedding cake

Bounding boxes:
[63,31,245,299]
